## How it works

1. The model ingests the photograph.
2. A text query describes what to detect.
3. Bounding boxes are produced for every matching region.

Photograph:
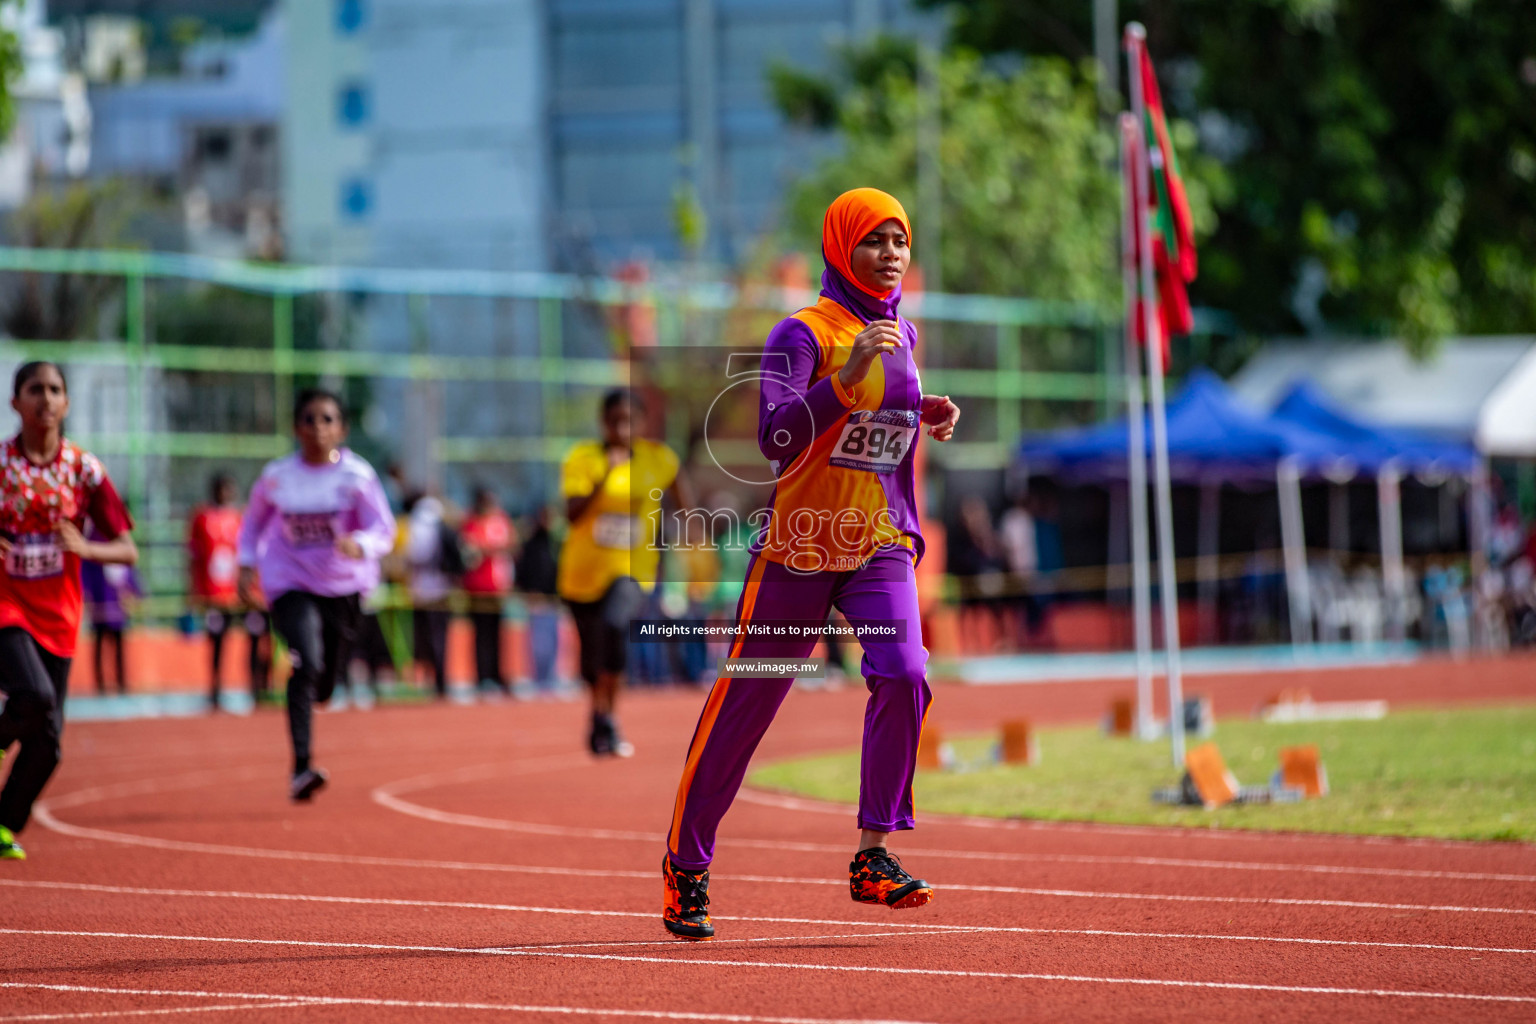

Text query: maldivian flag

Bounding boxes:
[1123,121,1169,370]
[1137,44,1196,348]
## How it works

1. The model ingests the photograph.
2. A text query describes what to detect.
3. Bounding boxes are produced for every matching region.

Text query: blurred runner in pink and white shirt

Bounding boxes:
[238,388,394,803]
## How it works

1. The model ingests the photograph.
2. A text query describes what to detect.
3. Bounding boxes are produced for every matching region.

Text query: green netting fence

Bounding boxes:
[0,246,1131,623]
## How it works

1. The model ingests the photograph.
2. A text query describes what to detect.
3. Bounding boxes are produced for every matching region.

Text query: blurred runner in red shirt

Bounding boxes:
[189,473,271,710]
[462,486,516,694]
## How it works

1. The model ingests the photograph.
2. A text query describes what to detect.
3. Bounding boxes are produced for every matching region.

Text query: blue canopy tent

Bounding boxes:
[1020,370,1346,483]
[1268,380,1483,644]
[1017,371,1482,645]
[1269,380,1480,477]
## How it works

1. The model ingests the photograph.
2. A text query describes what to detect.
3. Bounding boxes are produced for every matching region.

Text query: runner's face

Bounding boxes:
[10,366,69,433]
[848,219,910,293]
[296,398,347,460]
[603,402,633,448]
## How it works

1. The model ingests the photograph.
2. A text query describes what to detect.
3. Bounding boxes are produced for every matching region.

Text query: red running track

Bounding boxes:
[4,656,1536,1023]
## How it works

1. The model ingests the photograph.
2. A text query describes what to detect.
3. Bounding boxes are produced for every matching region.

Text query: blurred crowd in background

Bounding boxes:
[76,453,1536,703]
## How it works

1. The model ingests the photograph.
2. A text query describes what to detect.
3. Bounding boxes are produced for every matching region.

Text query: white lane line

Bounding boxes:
[0,982,937,1024]
[0,878,866,928]
[496,932,920,952]
[45,754,585,812]
[48,764,1536,896]
[27,808,1536,918]
[738,787,1536,852]
[853,881,1536,916]
[6,930,1535,1006]
[0,1003,313,1022]
[30,803,658,880]
[374,767,657,842]
[45,769,272,806]
[6,879,1536,956]
[714,871,1536,916]
[378,768,1536,884]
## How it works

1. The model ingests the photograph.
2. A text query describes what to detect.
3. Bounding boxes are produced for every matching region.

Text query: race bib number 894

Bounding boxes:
[829,410,918,474]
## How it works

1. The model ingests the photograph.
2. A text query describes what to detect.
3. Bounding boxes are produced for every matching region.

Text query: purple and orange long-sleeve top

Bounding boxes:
[753,266,924,574]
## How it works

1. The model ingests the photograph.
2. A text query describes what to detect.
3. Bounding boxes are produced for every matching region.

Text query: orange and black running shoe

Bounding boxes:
[850,847,933,909]
[662,854,715,940]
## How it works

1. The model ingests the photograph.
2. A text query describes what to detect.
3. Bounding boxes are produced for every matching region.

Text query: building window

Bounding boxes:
[338,82,370,128]
[336,0,366,35]
[198,129,232,163]
[340,177,372,220]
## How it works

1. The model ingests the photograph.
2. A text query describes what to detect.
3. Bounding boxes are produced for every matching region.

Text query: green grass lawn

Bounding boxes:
[748,705,1536,842]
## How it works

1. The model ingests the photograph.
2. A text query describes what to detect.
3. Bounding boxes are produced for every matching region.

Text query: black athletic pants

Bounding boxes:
[93,626,126,694]
[0,627,71,833]
[566,577,643,686]
[413,607,450,697]
[271,591,361,774]
[208,609,273,704]
[470,609,507,691]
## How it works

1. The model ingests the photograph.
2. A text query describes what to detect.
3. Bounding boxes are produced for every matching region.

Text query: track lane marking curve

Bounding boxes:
[7,930,1535,1006]
[0,983,934,1024]
[375,765,1536,884]
[37,769,1536,917]
[0,1001,316,1021]
[5,879,1535,957]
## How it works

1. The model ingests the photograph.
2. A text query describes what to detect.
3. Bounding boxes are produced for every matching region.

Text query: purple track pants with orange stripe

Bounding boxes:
[667,546,931,870]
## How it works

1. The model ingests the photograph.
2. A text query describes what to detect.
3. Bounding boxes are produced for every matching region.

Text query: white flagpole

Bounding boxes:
[1119,112,1156,740]
[1277,457,1315,645]
[1378,463,1407,642]
[1126,22,1186,768]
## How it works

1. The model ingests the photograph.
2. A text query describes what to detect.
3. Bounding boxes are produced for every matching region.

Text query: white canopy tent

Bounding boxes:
[1477,344,1536,457]
[1232,336,1536,450]
[1234,338,1523,646]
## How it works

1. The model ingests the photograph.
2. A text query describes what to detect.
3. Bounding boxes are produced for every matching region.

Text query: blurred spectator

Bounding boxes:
[404,493,461,699]
[350,588,395,699]
[669,540,719,686]
[462,486,516,695]
[1507,557,1536,646]
[947,494,1007,651]
[361,490,417,693]
[189,473,271,710]
[1030,486,1064,592]
[382,461,410,514]
[997,490,1050,648]
[630,582,672,687]
[515,505,562,695]
[1489,500,1524,566]
[82,531,141,695]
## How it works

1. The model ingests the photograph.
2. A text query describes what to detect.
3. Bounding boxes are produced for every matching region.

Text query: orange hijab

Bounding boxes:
[821,188,912,298]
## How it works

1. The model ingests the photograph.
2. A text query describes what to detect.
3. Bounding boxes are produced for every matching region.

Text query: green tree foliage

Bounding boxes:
[925,0,1536,353]
[0,0,21,141]
[3,181,150,340]
[770,40,1120,308]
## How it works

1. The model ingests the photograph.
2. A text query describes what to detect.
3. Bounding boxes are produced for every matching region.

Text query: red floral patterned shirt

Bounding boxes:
[0,436,133,657]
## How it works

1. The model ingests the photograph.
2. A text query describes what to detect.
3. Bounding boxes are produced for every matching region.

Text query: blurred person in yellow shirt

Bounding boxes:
[559,389,692,755]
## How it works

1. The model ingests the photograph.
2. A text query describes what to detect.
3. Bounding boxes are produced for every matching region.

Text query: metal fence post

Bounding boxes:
[997,321,1021,443]
[273,291,293,439]
[125,270,147,518]
[538,295,563,495]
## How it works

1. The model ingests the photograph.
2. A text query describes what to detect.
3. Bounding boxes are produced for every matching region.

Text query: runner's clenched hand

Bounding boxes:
[838,320,903,390]
[920,394,960,442]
